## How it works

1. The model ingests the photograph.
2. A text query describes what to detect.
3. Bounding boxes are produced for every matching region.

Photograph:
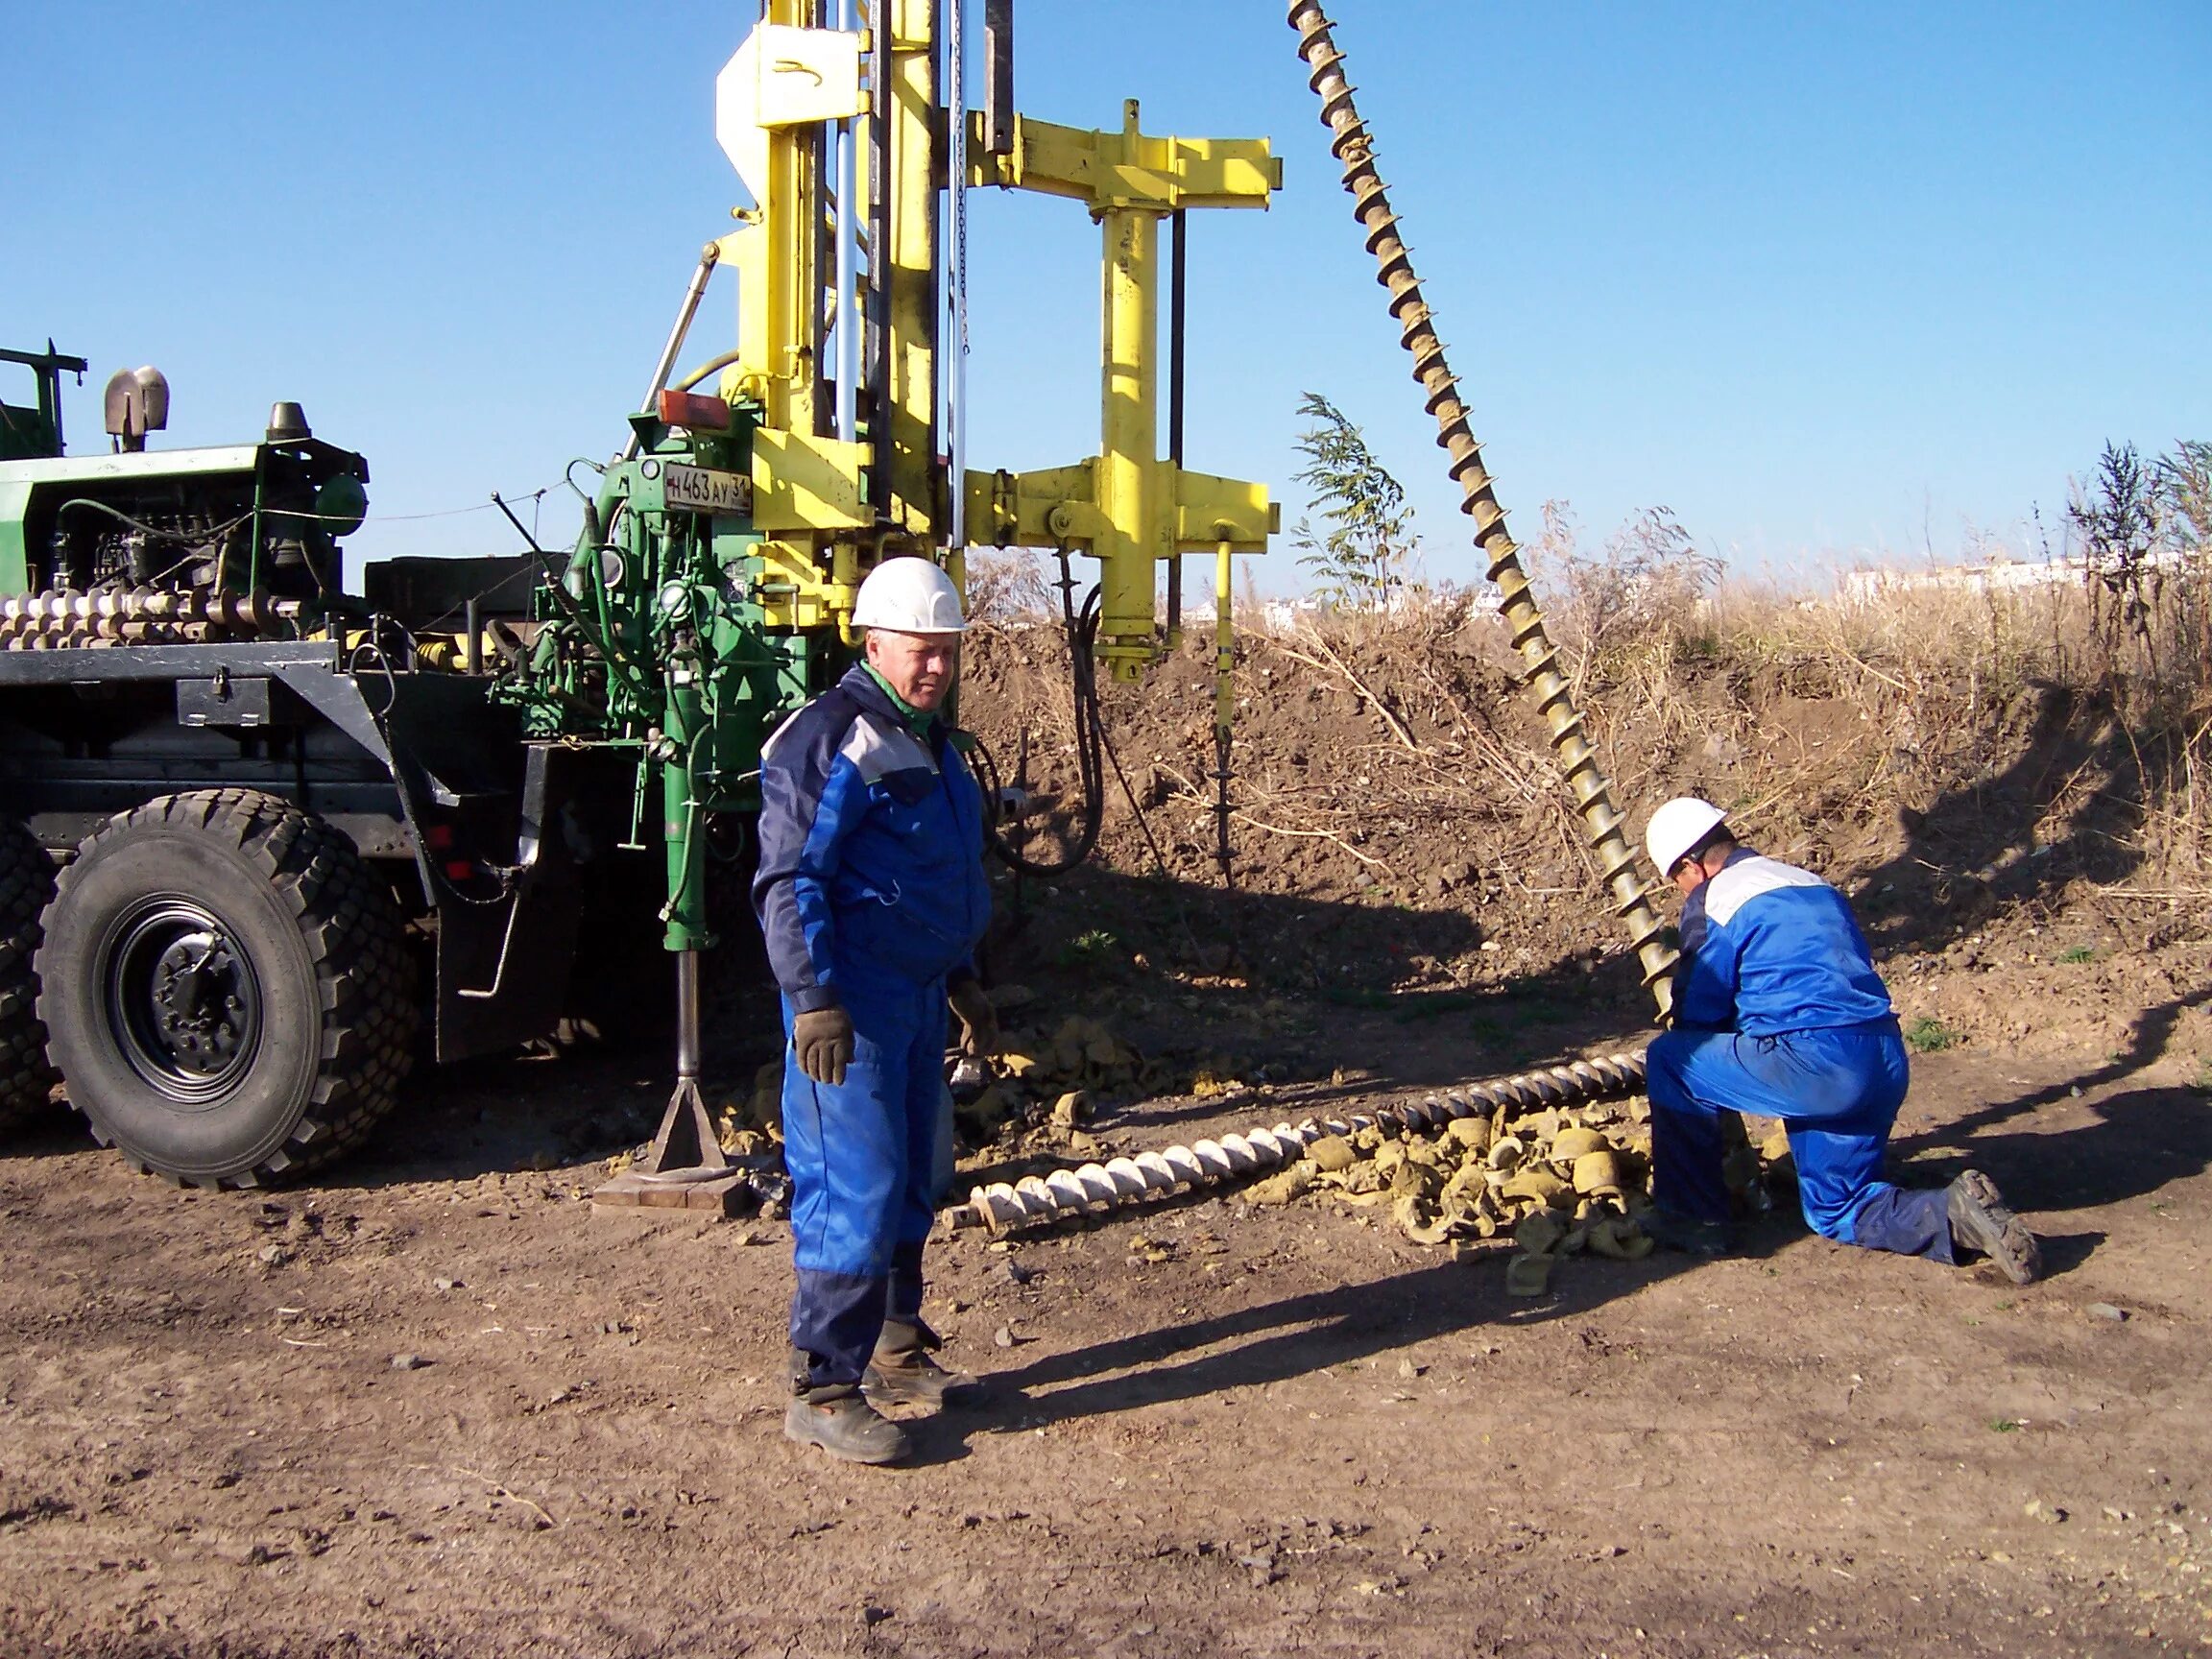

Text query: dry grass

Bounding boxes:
[1221,538,2212,902]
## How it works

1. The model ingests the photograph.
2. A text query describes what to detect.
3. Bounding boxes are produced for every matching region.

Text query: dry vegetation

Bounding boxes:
[963,477,2212,1008]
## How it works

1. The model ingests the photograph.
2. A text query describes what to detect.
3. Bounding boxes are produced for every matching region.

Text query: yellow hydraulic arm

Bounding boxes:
[963,102,1282,678]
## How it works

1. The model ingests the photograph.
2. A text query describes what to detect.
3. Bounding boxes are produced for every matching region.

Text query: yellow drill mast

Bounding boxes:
[691,0,1277,675]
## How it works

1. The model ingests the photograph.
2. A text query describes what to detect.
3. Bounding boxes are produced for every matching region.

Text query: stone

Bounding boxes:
[1502,1169,1573,1210]
[1387,1161,1441,1200]
[1572,1150,1626,1196]
[2086,1303,2128,1323]
[1248,1165,1315,1206]
[1444,1118,1492,1153]
[1307,1135,1358,1173]
[390,1353,427,1372]
[1503,1253,1552,1297]
[1513,1212,1568,1257]
[1586,1216,1653,1261]
[1551,1127,1608,1161]
[1050,1092,1092,1128]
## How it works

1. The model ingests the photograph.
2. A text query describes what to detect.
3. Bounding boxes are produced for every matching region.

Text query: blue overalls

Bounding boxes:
[753,666,991,1386]
[1647,853,1954,1260]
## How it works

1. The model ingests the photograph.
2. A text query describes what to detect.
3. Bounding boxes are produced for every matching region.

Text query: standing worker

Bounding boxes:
[754,557,998,1465]
[1641,797,2040,1283]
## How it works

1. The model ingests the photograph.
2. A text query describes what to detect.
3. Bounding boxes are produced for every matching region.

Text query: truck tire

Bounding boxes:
[37,789,419,1186]
[0,816,60,1133]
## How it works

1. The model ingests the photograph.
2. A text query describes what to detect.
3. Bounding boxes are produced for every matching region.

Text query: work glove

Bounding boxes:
[792,1005,855,1087]
[948,977,998,1058]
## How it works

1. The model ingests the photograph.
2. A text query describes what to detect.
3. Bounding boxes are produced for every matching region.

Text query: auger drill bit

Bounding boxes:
[1286,3,1678,1014]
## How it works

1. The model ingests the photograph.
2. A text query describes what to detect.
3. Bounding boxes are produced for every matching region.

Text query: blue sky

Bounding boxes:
[5,2,2206,591]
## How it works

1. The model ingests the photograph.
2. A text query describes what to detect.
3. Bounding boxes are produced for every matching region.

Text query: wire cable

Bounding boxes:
[981,556,1106,876]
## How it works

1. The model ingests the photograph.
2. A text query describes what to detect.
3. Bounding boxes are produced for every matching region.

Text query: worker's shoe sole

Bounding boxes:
[863,1358,982,1410]
[783,1390,912,1465]
[1947,1168,2041,1286]
[1640,1206,1732,1259]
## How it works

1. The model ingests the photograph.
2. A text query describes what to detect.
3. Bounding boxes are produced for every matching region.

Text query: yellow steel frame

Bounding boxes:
[713,19,1279,663]
[964,102,1281,678]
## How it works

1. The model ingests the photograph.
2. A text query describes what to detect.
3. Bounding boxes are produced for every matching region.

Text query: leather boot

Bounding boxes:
[1641,1205,1732,1258]
[784,1382,911,1464]
[863,1317,980,1409]
[1947,1168,2041,1285]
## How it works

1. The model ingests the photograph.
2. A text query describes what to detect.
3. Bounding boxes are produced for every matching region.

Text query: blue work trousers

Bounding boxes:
[782,969,948,1387]
[1646,1019,1954,1262]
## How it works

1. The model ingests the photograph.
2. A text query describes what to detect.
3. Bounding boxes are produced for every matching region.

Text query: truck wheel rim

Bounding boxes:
[101,898,263,1106]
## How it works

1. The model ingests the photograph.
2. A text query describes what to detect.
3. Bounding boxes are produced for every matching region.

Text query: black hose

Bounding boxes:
[978,563,1106,877]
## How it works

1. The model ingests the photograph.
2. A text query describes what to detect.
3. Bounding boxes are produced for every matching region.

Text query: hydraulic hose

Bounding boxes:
[1286,4,1678,1014]
[943,1048,1647,1233]
[980,568,1107,877]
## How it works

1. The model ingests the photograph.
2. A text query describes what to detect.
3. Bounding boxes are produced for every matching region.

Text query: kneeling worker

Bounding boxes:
[754,558,998,1464]
[1641,796,2039,1283]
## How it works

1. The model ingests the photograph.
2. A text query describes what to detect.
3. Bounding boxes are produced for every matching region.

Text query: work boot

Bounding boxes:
[863,1317,981,1409]
[784,1382,912,1465]
[1640,1205,1732,1259]
[1947,1168,2041,1285]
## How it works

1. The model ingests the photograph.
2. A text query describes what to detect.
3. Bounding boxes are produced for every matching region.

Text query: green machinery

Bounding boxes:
[0,0,1280,1196]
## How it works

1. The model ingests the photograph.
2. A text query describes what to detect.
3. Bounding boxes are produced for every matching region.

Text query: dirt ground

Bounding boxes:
[3,902,2209,1656]
[6,619,2212,1656]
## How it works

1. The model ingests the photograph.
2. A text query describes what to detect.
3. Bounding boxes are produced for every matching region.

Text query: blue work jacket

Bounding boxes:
[1674,851,1893,1036]
[752,664,990,1012]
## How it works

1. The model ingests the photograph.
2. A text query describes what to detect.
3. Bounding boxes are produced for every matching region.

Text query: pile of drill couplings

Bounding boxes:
[0,588,300,649]
[945,1050,1648,1235]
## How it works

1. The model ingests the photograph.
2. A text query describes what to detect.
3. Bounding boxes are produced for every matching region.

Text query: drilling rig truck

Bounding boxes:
[0,0,1279,1201]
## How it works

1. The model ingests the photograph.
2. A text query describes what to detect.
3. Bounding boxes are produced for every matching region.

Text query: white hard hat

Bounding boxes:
[1646,796,1729,877]
[853,557,965,634]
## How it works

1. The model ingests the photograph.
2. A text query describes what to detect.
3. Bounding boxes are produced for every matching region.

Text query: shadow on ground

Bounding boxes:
[905,1249,1702,1463]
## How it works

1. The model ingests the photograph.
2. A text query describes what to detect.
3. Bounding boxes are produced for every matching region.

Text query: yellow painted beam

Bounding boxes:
[884,0,938,537]
[969,112,1281,212]
[963,462,1271,556]
[752,539,856,634]
[965,99,1278,677]
[1169,467,1277,551]
[751,429,872,533]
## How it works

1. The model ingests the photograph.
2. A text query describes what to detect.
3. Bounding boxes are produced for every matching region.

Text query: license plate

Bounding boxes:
[662,463,754,517]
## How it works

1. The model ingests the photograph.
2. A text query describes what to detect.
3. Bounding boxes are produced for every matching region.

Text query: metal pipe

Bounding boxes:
[1286,3,1678,1014]
[1213,537,1234,887]
[464,597,481,675]
[675,949,702,1081]
[866,0,896,516]
[1166,206,1187,641]
[983,0,1014,156]
[835,0,861,445]
[944,1050,1649,1233]
[946,0,969,549]
[621,245,721,463]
